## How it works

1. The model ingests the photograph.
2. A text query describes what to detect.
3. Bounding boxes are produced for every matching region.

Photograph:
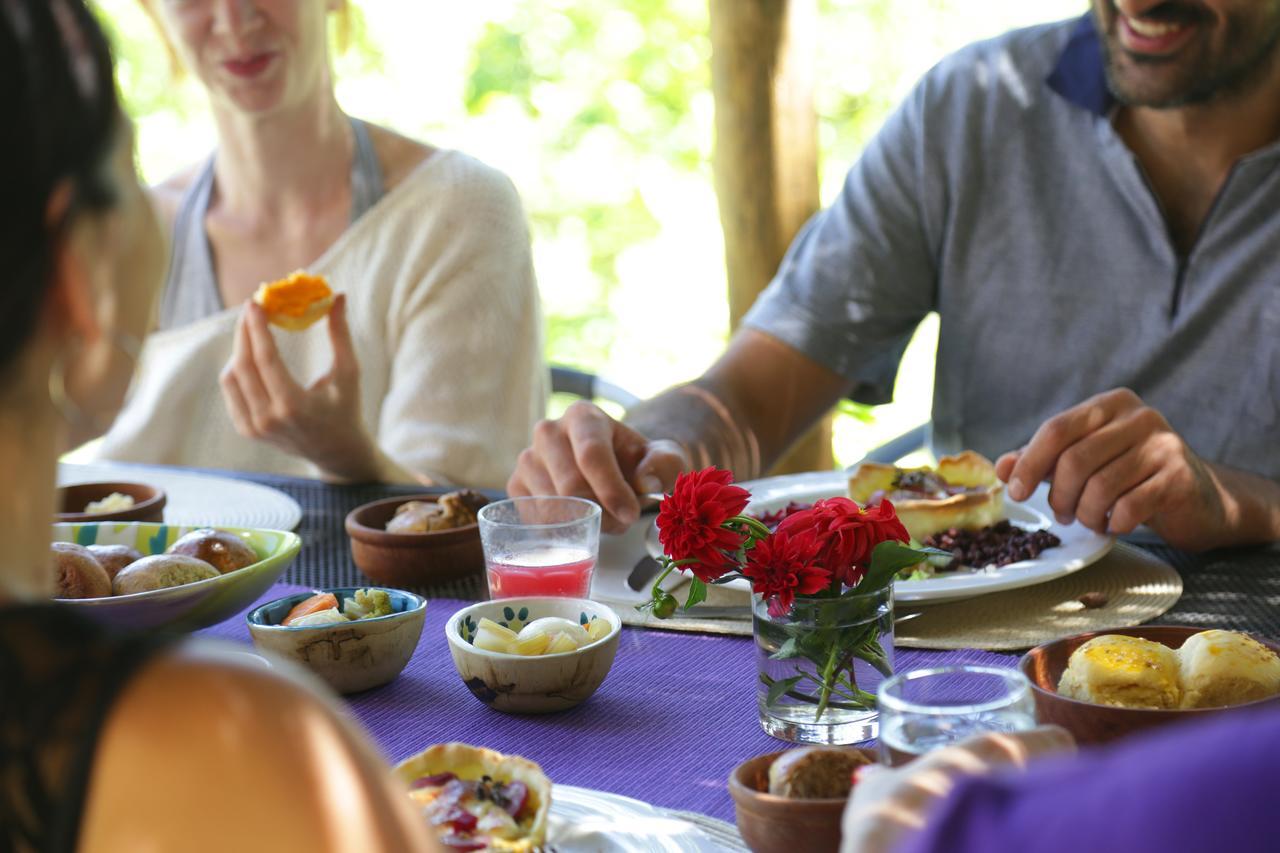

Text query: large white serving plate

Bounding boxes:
[548,785,741,851]
[59,461,303,530]
[734,470,1114,605]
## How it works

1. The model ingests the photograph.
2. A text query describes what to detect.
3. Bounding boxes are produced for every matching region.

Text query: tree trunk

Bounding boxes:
[708,0,832,474]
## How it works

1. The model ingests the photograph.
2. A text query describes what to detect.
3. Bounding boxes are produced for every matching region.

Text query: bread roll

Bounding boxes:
[1178,630,1280,709]
[767,747,872,799]
[1058,635,1181,709]
[87,544,143,580]
[52,542,111,599]
[113,554,219,595]
[167,528,258,574]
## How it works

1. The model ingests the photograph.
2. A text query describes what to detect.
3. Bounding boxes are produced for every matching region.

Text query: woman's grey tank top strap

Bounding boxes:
[157,158,220,331]
[349,117,386,222]
[157,117,387,332]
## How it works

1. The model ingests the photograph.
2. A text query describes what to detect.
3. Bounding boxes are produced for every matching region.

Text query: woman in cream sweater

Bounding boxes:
[94,0,546,488]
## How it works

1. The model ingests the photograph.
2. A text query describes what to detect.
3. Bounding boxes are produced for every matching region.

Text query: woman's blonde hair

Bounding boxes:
[138,0,357,80]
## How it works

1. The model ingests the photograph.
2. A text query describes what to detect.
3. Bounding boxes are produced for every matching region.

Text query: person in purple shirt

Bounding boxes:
[842,711,1276,853]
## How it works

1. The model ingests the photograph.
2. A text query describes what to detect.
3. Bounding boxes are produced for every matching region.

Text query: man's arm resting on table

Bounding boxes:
[508,328,849,531]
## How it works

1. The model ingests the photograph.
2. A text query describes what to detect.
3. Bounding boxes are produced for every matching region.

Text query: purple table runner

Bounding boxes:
[201,583,1016,822]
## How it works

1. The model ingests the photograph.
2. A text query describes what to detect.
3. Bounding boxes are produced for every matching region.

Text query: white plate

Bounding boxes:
[645,471,1113,605]
[548,785,738,851]
[58,462,303,531]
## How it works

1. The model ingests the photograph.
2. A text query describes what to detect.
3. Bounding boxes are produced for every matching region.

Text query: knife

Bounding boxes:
[626,554,664,591]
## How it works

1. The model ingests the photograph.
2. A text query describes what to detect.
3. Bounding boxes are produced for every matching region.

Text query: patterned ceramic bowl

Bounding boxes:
[52,521,300,632]
[446,597,621,714]
[247,587,427,695]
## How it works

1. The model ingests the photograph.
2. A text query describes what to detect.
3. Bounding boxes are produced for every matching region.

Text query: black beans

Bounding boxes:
[923,520,1061,571]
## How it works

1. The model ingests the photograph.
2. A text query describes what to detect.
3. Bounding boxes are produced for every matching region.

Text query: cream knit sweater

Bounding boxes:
[95,150,547,489]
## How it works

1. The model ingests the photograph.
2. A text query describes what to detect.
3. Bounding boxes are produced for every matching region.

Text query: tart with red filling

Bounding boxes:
[847,450,1004,540]
[396,743,550,852]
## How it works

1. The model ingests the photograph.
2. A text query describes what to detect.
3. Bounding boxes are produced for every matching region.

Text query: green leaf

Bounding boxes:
[763,674,804,708]
[683,577,707,610]
[769,637,801,660]
[859,540,935,593]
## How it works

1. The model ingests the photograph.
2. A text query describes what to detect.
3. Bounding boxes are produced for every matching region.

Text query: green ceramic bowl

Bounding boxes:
[52,522,301,632]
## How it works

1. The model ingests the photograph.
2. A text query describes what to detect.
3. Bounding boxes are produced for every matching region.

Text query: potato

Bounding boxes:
[87,544,143,580]
[113,554,219,595]
[52,542,111,599]
[167,528,258,574]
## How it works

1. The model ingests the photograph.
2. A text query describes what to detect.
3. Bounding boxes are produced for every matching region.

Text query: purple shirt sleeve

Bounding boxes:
[898,708,1280,853]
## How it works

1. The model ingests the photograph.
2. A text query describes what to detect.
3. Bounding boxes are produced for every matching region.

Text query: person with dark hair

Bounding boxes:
[0,2,440,849]
[86,0,546,489]
[508,0,1280,552]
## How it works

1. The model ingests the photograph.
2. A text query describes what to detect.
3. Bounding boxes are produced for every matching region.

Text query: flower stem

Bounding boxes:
[813,634,842,722]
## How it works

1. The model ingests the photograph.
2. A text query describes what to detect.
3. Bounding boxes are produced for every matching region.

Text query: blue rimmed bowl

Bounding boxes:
[446,597,621,714]
[52,521,300,632]
[247,587,426,694]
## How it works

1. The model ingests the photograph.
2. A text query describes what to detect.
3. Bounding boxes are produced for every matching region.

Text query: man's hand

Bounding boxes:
[507,401,689,533]
[220,295,385,482]
[994,388,1232,550]
[840,726,1075,853]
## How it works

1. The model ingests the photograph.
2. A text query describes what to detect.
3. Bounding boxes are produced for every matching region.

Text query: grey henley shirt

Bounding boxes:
[743,14,1280,480]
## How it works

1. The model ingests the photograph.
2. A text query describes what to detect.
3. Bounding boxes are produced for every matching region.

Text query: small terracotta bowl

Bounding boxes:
[345,495,484,588]
[56,481,165,524]
[247,587,426,694]
[1019,625,1280,747]
[729,748,873,853]
[445,597,621,714]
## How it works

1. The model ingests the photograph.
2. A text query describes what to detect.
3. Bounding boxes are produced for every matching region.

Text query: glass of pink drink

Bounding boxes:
[478,497,601,600]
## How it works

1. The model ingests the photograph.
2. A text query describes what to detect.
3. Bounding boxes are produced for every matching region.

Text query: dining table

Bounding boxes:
[184,465,1280,833]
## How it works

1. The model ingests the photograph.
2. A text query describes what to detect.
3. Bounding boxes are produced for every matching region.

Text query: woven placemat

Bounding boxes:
[895,541,1182,651]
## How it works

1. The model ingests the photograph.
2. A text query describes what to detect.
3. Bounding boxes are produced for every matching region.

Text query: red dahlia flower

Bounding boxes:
[656,467,752,582]
[778,497,910,587]
[743,527,832,617]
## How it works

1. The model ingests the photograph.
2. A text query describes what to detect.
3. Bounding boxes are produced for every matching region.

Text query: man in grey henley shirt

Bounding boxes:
[511,1,1280,552]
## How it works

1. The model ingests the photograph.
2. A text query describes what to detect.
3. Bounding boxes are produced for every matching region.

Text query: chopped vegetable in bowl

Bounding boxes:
[282,588,395,627]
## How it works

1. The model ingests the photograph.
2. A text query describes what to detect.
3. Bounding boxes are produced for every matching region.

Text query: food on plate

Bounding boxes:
[1178,630,1280,709]
[385,490,490,534]
[167,528,259,574]
[920,520,1061,573]
[112,554,220,596]
[52,542,112,599]
[252,269,335,331]
[397,742,551,852]
[281,588,395,627]
[87,544,143,580]
[767,746,873,799]
[847,451,1004,540]
[84,492,135,514]
[470,615,609,656]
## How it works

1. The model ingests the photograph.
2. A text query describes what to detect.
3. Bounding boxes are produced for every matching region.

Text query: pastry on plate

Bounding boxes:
[1178,629,1280,709]
[395,742,551,852]
[252,270,335,331]
[1057,635,1181,710]
[847,450,1004,540]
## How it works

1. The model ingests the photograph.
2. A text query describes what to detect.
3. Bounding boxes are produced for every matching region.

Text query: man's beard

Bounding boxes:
[1097,1,1280,108]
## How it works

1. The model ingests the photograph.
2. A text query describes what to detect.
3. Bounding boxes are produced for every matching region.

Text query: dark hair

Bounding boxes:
[0,0,120,372]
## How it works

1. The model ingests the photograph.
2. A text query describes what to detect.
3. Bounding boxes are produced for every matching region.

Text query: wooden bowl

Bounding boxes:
[56,481,165,523]
[1019,625,1280,746]
[345,495,484,588]
[729,749,873,853]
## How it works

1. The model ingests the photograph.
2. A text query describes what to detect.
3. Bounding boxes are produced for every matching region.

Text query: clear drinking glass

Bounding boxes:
[876,666,1036,766]
[478,497,602,599]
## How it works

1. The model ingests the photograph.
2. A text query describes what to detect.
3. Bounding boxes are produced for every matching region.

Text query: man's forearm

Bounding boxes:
[1214,463,1280,548]
[623,380,765,480]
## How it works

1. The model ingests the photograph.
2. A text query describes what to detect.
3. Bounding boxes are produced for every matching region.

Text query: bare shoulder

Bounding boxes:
[78,642,439,853]
[364,122,437,192]
[148,161,206,228]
